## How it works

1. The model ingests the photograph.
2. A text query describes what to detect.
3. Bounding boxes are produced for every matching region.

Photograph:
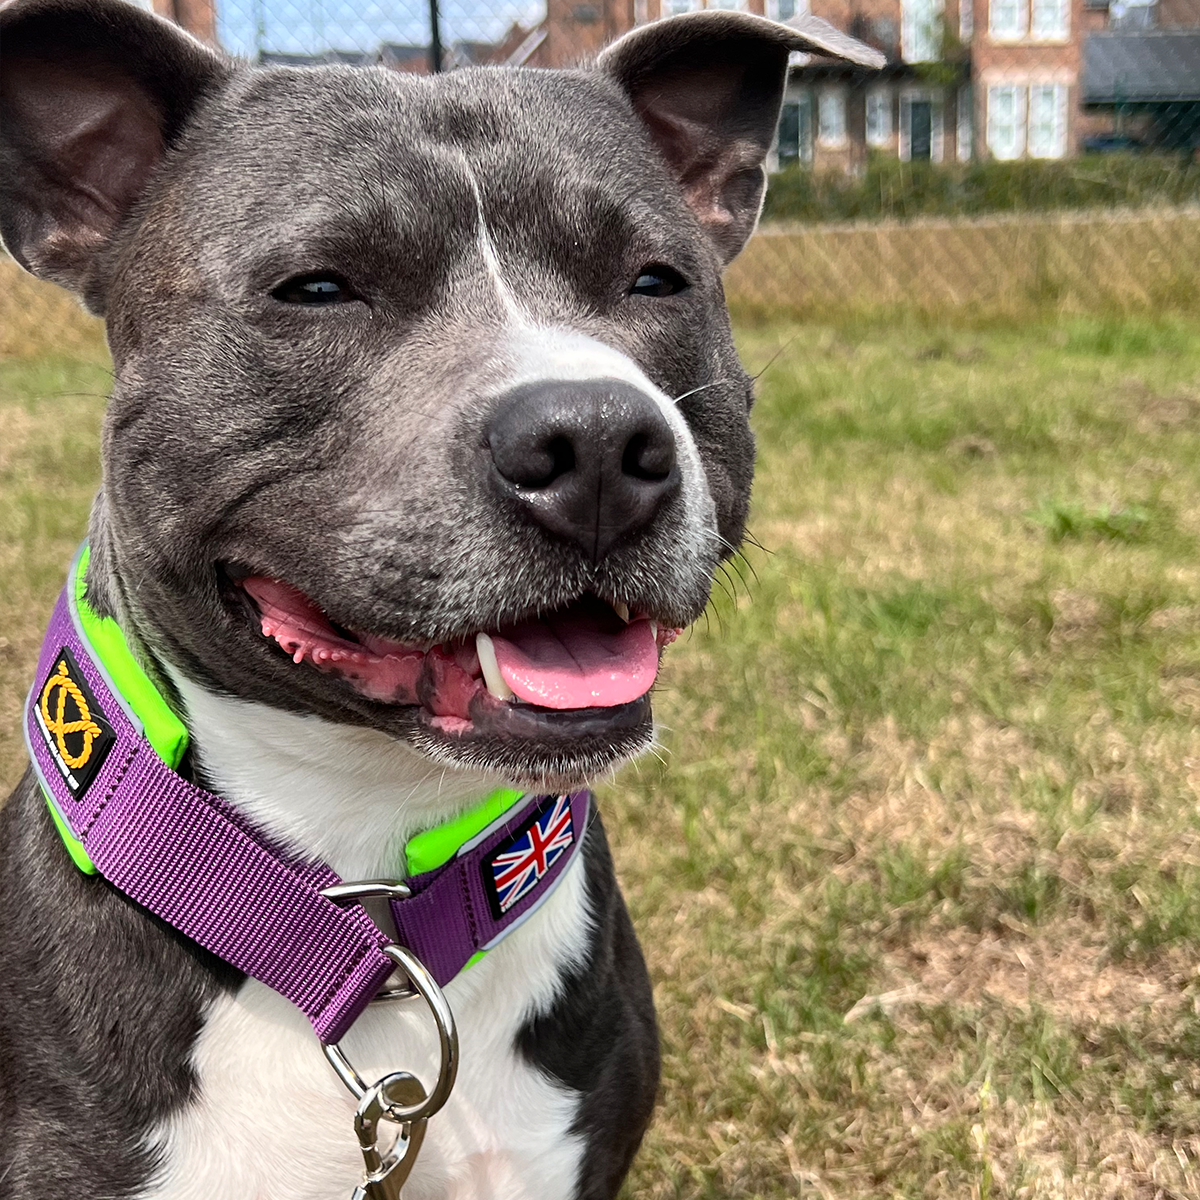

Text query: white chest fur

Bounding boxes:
[139,681,592,1200]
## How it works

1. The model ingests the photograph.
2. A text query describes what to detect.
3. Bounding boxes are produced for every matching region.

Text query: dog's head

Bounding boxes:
[1,0,876,789]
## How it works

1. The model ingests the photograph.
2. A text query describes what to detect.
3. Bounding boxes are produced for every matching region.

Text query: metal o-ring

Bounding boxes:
[323,944,459,1125]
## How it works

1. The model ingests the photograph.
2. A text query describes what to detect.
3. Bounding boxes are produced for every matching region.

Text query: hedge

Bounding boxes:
[760,154,1200,224]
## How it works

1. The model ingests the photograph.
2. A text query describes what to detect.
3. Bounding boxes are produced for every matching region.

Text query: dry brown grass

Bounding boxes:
[726,209,1200,323]
[4,261,1200,1198]
[0,258,106,360]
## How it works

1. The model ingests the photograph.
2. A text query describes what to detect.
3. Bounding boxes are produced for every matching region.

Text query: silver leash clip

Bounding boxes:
[350,1073,428,1200]
[316,887,459,1200]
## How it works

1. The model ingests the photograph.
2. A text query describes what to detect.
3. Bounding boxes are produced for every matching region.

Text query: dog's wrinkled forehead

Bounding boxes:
[138,67,704,329]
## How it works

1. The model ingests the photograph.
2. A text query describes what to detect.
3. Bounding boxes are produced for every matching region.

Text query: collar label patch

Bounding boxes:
[33,645,115,799]
[484,792,575,917]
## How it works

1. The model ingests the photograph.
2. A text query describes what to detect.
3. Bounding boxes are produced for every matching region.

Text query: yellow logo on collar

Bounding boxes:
[41,659,104,771]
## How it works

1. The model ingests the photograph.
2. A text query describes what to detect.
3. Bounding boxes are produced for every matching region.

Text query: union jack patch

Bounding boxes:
[485,794,575,916]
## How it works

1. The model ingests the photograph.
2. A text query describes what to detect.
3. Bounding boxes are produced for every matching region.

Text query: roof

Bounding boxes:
[258,51,323,66]
[784,11,888,69]
[1083,32,1200,103]
[379,43,429,61]
[324,50,371,66]
[258,49,372,67]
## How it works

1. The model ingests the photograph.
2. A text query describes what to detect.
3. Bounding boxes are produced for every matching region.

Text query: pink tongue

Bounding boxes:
[490,614,658,710]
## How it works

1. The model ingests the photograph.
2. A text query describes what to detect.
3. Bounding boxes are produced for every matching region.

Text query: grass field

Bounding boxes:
[728,209,1200,324]
[3,276,1200,1197]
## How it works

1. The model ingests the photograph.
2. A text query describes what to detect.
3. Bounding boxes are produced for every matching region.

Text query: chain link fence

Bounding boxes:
[3,0,1199,342]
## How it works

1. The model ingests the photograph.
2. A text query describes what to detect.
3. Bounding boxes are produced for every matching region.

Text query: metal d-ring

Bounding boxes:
[320,879,416,1001]
[323,943,459,1126]
[319,879,412,904]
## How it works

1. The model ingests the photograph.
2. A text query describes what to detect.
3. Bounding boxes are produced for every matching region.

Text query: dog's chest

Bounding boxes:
[141,855,590,1200]
[136,685,591,1200]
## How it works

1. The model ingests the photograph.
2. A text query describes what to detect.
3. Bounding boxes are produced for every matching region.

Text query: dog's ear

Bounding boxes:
[598,12,883,264]
[0,0,230,312]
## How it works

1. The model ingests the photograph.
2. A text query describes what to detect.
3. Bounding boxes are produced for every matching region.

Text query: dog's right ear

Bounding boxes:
[0,0,230,313]
[598,12,883,265]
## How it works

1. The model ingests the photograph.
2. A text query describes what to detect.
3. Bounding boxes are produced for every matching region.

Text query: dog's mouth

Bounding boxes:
[235,574,680,744]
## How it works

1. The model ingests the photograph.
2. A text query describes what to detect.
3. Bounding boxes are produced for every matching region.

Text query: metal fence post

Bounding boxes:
[429,0,442,73]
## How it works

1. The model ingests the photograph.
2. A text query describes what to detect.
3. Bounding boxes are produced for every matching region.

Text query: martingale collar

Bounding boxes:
[24,544,590,1045]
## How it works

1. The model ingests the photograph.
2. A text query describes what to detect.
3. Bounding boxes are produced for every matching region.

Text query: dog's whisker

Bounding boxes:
[670,378,734,406]
[749,333,800,382]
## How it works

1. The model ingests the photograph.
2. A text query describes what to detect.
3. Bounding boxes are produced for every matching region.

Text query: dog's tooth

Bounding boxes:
[613,601,630,623]
[293,644,306,664]
[475,632,515,702]
[649,620,658,642]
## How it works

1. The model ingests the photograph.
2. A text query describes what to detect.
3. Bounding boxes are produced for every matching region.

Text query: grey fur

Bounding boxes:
[0,2,876,1194]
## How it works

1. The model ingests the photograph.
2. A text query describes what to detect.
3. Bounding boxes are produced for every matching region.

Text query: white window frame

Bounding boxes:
[866,88,893,147]
[1029,0,1069,38]
[956,84,973,160]
[987,84,1027,159]
[1027,82,1068,156]
[959,0,974,41]
[902,0,945,62]
[817,87,848,148]
[989,0,1027,38]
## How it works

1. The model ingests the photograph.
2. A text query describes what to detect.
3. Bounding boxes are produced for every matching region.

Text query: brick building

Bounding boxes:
[141,0,1197,163]
[146,0,218,44]
[525,0,1198,163]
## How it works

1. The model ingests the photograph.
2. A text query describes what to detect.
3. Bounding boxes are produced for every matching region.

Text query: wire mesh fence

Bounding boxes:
[4,0,1200,344]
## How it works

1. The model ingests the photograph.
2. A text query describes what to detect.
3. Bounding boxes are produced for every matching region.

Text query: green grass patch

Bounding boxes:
[5,313,1200,1198]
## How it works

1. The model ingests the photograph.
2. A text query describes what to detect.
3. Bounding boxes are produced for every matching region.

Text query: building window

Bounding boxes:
[1027,83,1068,156]
[707,0,750,9]
[866,89,893,146]
[899,92,943,161]
[818,88,848,147]
[767,0,802,17]
[956,84,973,160]
[667,0,700,13]
[777,95,813,165]
[959,0,974,39]
[987,84,1026,158]
[902,0,944,61]
[1030,0,1068,36]
[1110,0,1157,29]
[989,0,1026,37]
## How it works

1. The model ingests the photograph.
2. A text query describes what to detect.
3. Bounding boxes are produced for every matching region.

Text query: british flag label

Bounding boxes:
[484,793,576,917]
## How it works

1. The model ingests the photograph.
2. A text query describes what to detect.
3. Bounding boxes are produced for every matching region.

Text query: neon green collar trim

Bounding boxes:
[47,544,523,882]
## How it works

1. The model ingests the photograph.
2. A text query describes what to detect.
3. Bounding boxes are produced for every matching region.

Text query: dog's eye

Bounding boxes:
[630,265,689,298]
[271,274,358,305]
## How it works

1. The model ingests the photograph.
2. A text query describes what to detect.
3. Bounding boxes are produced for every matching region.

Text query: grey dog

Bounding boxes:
[0,2,878,1196]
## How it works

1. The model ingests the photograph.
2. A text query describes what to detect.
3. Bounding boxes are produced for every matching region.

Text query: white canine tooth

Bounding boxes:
[475,632,515,702]
[613,601,630,623]
[649,620,658,641]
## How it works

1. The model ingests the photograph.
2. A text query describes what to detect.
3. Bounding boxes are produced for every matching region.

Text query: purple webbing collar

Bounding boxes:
[25,582,589,1044]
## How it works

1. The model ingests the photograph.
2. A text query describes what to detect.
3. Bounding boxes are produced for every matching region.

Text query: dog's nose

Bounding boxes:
[486,378,680,561]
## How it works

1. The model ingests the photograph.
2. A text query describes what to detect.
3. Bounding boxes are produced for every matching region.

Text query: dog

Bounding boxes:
[0,2,879,1196]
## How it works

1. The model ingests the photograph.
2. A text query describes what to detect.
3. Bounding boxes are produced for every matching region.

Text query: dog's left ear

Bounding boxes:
[598,12,883,264]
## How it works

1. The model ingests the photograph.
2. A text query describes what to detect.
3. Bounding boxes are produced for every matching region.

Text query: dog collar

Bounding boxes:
[24,543,590,1044]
